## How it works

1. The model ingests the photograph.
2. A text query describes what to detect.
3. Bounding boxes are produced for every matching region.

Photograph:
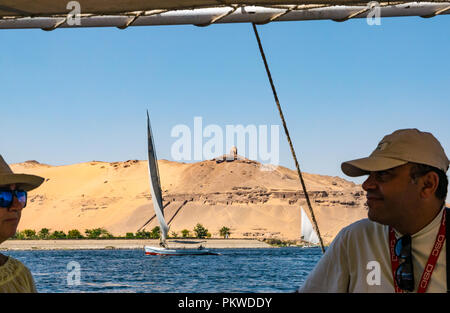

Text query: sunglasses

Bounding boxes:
[0,190,27,209]
[394,234,414,292]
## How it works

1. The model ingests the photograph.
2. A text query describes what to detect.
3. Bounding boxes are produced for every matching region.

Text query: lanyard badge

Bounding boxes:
[389,209,447,293]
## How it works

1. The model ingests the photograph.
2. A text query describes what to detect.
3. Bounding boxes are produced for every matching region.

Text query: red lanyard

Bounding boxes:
[389,209,446,293]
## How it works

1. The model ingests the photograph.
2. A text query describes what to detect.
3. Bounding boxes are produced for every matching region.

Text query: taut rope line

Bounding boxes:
[251,23,325,254]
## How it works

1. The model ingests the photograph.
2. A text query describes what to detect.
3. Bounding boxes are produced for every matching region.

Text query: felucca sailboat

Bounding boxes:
[143,111,216,256]
[300,207,320,247]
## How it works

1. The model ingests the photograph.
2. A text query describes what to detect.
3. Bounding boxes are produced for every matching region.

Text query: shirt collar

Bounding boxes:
[393,205,445,238]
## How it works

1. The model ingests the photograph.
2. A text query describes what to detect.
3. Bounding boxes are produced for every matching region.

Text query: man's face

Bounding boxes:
[0,184,22,243]
[362,163,420,226]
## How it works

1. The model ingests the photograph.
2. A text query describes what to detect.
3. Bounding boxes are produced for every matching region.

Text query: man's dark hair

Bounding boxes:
[410,163,448,204]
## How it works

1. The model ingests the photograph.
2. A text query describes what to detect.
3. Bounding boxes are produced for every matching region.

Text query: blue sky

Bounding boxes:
[1,16,449,196]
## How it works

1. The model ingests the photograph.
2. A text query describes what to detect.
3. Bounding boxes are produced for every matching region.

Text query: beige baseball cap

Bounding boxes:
[341,129,449,177]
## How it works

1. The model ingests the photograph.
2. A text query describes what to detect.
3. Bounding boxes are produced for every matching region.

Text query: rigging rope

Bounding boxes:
[421,4,450,17]
[41,17,66,31]
[195,5,239,27]
[251,23,325,254]
[117,11,144,29]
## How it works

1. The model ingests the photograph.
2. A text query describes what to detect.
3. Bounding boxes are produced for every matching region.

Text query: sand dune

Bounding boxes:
[11,158,368,244]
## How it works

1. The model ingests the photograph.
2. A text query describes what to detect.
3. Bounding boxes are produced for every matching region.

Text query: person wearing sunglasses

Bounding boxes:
[298,129,448,293]
[0,155,44,293]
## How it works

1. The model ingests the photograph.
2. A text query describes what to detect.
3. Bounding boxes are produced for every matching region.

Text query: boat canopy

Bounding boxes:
[0,1,439,17]
[0,1,449,29]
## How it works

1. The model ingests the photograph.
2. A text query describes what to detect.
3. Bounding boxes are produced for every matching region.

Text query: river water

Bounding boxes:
[6,247,322,293]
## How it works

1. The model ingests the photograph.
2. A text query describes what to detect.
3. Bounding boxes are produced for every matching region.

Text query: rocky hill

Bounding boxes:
[11,158,368,244]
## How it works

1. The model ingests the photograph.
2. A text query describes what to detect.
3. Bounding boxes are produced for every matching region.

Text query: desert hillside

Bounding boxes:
[11,158,368,244]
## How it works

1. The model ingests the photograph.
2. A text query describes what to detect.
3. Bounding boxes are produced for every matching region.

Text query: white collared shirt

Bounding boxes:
[298,208,447,293]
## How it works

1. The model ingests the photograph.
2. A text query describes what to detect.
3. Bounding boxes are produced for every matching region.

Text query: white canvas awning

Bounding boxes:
[0,1,437,17]
[0,1,449,29]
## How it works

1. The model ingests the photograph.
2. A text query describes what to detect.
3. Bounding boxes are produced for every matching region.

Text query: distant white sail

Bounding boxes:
[300,206,320,245]
[147,111,169,244]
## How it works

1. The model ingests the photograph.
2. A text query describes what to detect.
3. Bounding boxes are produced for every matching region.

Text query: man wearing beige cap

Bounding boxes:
[298,129,449,293]
[0,155,44,292]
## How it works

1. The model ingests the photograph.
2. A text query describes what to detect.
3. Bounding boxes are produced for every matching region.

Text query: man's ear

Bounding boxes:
[419,171,439,199]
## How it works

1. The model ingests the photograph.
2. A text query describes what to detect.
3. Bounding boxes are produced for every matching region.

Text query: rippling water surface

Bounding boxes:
[6,248,322,293]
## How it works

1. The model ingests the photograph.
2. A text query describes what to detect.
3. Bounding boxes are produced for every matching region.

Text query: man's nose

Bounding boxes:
[8,194,23,212]
[362,173,377,191]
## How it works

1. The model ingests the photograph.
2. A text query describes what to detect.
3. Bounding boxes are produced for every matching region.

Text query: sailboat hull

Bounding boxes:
[144,246,218,256]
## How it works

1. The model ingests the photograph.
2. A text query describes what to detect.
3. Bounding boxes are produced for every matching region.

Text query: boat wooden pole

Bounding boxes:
[251,23,325,254]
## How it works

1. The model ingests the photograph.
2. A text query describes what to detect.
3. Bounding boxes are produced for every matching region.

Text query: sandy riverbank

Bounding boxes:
[0,239,273,251]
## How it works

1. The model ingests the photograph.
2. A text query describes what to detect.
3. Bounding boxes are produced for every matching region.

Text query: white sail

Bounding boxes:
[300,206,320,245]
[147,111,169,244]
